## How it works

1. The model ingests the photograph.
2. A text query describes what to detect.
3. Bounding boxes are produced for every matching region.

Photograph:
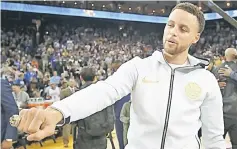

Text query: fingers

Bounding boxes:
[18,108,43,134]
[28,109,45,133]
[218,69,225,73]
[18,109,28,132]
[23,108,38,133]
[218,82,226,88]
[27,125,55,141]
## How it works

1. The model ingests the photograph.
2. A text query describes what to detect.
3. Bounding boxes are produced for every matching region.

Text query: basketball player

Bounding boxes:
[13,2,225,149]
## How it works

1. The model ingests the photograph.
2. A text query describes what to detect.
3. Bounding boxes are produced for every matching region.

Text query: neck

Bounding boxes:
[163,49,189,65]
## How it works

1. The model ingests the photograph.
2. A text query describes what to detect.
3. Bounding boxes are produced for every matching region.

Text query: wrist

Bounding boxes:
[45,107,63,124]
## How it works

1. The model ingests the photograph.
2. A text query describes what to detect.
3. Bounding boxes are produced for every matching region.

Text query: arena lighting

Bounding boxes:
[74,2,77,5]
[153,10,155,13]
[1,2,237,23]
[199,6,202,10]
[161,9,165,13]
[118,6,121,9]
[227,2,230,7]
[62,1,65,4]
[91,3,94,7]
[102,5,105,8]
[129,7,131,10]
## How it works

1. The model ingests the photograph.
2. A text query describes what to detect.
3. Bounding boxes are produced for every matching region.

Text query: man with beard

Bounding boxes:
[13,2,225,149]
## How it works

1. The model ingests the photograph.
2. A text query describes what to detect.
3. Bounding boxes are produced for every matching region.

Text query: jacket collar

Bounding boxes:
[153,50,209,68]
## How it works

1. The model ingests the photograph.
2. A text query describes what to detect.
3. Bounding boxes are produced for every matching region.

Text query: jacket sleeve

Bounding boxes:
[230,70,237,81]
[51,57,140,123]
[1,79,19,140]
[200,73,226,149]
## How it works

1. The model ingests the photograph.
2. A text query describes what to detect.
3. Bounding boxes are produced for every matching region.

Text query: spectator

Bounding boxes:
[46,78,61,102]
[120,100,131,146]
[60,79,76,148]
[50,71,61,85]
[12,80,29,109]
[214,48,237,147]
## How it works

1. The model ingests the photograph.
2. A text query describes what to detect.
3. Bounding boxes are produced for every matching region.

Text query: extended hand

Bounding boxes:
[12,107,63,141]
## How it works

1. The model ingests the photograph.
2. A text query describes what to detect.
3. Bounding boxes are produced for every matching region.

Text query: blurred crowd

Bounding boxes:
[1,19,237,94]
[1,18,237,103]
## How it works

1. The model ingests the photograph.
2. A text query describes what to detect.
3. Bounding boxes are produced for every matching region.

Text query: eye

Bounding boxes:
[180,27,188,32]
[167,23,174,27]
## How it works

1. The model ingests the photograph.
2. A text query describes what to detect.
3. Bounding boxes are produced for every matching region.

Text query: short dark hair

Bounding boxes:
[80,67,96,82]
[172,2,205,33]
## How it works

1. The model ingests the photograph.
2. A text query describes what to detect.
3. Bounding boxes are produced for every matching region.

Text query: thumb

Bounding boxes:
[27,125,55,141]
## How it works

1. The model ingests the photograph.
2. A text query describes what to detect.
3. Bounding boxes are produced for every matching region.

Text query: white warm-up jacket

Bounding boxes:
[51,50,225,149]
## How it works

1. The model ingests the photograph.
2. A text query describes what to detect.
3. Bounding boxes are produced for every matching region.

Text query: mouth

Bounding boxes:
[166,39,177,44]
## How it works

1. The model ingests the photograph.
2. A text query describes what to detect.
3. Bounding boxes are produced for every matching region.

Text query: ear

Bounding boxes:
[192,33,200,44]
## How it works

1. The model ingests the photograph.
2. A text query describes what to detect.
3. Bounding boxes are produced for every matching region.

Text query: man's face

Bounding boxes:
[225,48,237,61]
[12,85,20,92]
[163,9,200,55]
[50,84,56,89]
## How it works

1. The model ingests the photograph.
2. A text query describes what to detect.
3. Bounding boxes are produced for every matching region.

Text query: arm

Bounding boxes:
[50,57,140,123]
[1,79,19,140]
[120,102,130,123]
[200,73,225,149]
[230,70,237,81]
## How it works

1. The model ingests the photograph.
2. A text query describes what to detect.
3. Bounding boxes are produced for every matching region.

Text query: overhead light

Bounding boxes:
[153,10,155,13]
[62,1,65,3]
[74,2,77,5]
[198,6,202,10]
[103,5,105,8]
[91,3,94,6]
[226,2,230,7]
[43,0,46,1]
[118,6,121,9]
[129,7,131,10]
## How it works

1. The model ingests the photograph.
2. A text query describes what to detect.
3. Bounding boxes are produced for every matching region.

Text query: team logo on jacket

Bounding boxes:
[185,82,202,100]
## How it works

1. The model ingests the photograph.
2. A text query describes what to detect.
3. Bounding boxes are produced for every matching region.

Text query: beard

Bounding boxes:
[163,41,188,56]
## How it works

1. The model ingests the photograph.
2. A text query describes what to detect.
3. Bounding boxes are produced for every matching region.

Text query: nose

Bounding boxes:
[169,26,178,37]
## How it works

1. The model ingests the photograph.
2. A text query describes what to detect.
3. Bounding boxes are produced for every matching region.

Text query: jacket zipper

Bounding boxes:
[160,69,175,149]
[159,64,204,149]
[195,135,201,149]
